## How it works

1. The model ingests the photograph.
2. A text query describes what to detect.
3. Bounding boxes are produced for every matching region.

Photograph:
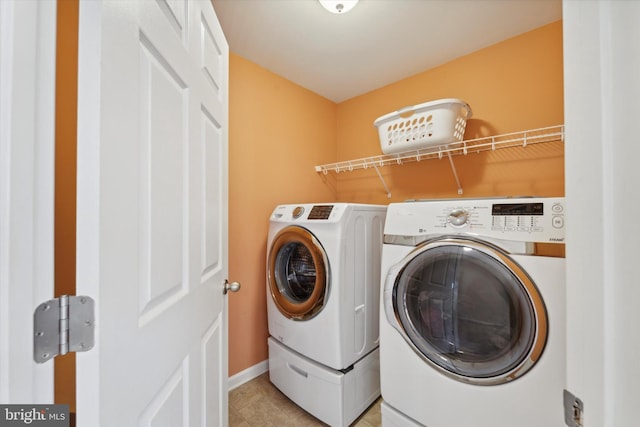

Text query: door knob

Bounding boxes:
[223,279,241,294]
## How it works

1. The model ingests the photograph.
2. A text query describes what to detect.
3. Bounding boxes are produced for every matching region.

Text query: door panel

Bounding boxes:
[76,1,229,425]
[138,30,188,324]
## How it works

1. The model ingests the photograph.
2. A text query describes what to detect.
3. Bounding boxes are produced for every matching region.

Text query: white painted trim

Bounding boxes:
[228,360,269,391]
[564,1,640,425]
[0,0,56,404]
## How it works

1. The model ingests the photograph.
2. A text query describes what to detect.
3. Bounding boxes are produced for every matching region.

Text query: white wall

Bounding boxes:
[564,1,640,425]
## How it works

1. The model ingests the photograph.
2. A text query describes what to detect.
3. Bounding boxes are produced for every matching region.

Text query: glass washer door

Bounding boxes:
[391,238,547,385]
[268,226,329,320]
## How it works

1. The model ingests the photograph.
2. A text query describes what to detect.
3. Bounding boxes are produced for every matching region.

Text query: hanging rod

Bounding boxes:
[315,125,564,174]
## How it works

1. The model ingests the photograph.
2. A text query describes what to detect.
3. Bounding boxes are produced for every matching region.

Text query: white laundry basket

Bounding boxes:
[374,98,472,154]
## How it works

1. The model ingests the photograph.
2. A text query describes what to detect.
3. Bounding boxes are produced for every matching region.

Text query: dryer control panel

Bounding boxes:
[270,203,387,225]
[271,204,338,222]
[385,197,565,244]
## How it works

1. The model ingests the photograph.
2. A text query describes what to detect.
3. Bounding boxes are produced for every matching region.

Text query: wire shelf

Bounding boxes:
[315,125,564,174]
[314,125,564,197]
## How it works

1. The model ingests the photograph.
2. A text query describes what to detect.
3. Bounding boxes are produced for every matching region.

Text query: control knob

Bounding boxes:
[292,206,305,219]
[448,208,469,227]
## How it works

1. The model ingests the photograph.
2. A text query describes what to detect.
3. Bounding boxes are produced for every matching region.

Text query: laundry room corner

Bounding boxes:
[334,21,564,204]
[227,53,338,378]
[225,19,566,384]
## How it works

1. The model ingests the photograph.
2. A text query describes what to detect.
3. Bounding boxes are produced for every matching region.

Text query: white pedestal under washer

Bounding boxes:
[267,203,387,426]
[379,197,566,427]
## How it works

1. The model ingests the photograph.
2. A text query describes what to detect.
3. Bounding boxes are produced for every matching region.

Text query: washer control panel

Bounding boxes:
[386,197,565,243]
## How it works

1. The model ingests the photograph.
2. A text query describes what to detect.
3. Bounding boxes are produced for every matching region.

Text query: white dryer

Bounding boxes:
[379,197,566,427]
[267,203,387,427]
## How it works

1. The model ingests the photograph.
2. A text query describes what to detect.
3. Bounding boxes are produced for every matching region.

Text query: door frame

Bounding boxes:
[563,1,640,425]
[0,0,57,404]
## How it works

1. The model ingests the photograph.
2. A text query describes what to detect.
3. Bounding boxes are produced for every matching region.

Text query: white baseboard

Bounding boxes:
[228,359,269,391]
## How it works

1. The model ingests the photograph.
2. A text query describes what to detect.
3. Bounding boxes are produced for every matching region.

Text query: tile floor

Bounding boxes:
[229,372,382,427]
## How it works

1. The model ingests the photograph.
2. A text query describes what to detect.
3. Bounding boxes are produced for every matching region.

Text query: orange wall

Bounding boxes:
[335,21,564,203]
[54,0,78,413]
[227,20,565,376]
[227,54,336,375]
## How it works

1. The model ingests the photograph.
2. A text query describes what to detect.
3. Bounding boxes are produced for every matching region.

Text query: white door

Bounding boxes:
[0,0,56,404]
[75,1,231,426]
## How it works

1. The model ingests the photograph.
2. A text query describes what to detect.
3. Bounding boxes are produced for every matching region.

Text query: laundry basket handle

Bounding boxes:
[397,105,416,119]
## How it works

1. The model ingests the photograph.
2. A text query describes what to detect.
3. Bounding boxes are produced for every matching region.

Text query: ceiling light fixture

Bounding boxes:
[318,0,359,14]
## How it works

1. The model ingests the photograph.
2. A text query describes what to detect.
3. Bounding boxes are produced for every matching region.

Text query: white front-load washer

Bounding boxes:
[379,197,566,427]
[267,203,387,427]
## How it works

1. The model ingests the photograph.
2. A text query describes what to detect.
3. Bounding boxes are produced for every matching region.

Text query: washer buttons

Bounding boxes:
[552,215,564,229]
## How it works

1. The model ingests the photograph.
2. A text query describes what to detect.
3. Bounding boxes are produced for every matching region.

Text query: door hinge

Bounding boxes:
[33,295,95,364]
[564,389,584,427]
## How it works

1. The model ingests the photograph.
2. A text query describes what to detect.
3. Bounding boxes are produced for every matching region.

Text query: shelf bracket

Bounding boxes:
[446,152,463,195]
[372,164,392,198]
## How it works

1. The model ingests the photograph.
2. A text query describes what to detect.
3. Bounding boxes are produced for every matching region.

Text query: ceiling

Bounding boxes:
[211,0,562,103]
